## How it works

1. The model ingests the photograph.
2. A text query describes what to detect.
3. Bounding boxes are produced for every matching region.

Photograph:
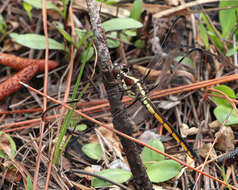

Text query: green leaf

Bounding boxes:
[134,39,143,48]
[0,132,16,158]
[23,0,62,16]
[219,1,238,38]
[214,105,238,125]
[61,0,68,18]
[141,139,165,163]
[54,22,73,43]
[0,14,7,34]
[199,22,209,50]
[130,0,142,21]
[120,33,131,43]
[102,18,143,32]
[76,30,93,49]
[9,33,64,50]
[23,0,58,10]
[124,30,137,37]
[211,85,235,107]
[106,32,120,48]
[175,56,195,69]
[91,169,132,188]
[82,143,103,160]
[23,2,33,22]
[105,0,118,5]
[107,38,120,48]
[0,150,5,158]
[207,30,216,37]
[146,160,181,183]
[23,3,33,21]
[75,28,87,39]
[222,167,233,190]
[8,134,16,157]
[75,124,87,131]
[226,46,238,57]
[201,13,224,51]
[80,46,94,62]
[27,175,33,190]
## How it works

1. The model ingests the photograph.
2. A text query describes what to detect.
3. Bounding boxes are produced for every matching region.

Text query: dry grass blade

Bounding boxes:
[32,0,50,189]
[154,0,220,18]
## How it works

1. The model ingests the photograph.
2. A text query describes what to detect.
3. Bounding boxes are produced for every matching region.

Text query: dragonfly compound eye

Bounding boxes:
[121,66,129,74]
[112,65,121,77]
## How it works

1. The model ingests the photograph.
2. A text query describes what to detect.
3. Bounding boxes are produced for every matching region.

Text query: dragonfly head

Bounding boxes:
[112,64,130,79]
[112,64,138,98]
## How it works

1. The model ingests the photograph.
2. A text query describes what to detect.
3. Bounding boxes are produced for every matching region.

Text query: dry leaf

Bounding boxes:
[208,120,221,129]
[62,156,72,171]
[216,126,235,152]
[70,181,93,190]
[198,143,217,160]
[2,38,22,52]
[75,166,99,180]
[5,167,22,183]
[180,123,198,138]
[90,126,123,160]
[165,0,179,6]
[133,65,163,82]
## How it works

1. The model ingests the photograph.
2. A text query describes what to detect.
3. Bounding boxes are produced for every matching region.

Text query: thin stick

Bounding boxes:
[33,0,49,189]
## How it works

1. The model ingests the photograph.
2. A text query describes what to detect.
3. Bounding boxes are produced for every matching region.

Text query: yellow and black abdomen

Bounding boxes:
[143,98,201,162]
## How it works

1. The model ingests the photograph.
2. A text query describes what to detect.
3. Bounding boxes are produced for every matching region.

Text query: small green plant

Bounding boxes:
[82,143,103,160]
[90,139,181,188]
[26,175,33,190]
[222,167,232,190]
[53,42,92,165]
[23,2,33,22]
[0,132,16,160]
[141,139,181,183]
[102,17,143,48]
[72,122,87,131]
[23,0,62,17]
[211,85,238,125]
[18,0,144,51]
[199,1,238,55]
[141,139,165,164]
[91,168,132,188]
[15,0,65,51]
[130,0,142,21]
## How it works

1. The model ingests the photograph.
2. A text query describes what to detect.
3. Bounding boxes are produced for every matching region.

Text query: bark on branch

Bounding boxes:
[86,0,153,189]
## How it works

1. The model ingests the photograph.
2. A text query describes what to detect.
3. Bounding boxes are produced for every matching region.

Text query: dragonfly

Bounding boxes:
[112,64,201,163]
